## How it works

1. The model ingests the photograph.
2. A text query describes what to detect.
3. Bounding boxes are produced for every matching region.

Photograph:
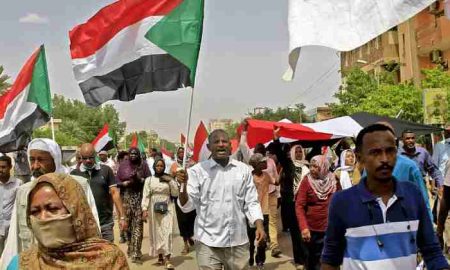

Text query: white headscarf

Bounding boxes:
[27,138,65,174]
[337,149,355,190]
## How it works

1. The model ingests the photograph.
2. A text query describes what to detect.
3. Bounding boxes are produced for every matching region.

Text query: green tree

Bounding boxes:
[0,66,11,95]
[358,83,423,122]
[247,103,309,123]
[33,128,81,146]
[33,94,126,147]
[329,68,378,116]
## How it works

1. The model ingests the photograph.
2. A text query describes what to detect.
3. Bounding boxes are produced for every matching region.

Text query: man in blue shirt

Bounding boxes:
[321,124,448,270]
[400,130,443,188]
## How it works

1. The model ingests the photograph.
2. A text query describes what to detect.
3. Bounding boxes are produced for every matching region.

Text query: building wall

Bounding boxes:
[209,119,233,131]
[341,0,450,85]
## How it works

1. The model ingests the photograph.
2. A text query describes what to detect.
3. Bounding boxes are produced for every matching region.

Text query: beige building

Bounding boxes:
[306,106,333,122]
[41,118,62,131]
[209,119,233,131]
[341,0,450,86]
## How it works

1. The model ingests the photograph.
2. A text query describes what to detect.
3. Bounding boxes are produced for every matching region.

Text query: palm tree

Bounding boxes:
[0,65,11,96]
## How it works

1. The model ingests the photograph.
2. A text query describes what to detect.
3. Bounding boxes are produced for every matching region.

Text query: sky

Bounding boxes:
[0,0,340,142]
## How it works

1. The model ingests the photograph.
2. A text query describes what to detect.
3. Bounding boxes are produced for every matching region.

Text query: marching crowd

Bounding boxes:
[0,121,450,269]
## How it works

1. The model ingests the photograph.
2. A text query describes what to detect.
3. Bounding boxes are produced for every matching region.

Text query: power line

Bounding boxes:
[290,61,340,105]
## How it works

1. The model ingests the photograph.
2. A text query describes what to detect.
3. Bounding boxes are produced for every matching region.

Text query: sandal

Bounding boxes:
[165,260,175,270]
[181,243,189,255]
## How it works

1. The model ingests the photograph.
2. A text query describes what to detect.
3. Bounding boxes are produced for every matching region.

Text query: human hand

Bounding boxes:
[273,126,281,140]
[302,229,311,242]
[176,169,188,185]
[255,227,266,246]
[122,181,131,187]
[242,118,250,131]
[119,219,128,231]
[142,210,148,220]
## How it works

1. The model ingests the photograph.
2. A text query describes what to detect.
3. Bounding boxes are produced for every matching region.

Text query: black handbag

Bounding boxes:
[153,201,169,214]
[152,177,171,214]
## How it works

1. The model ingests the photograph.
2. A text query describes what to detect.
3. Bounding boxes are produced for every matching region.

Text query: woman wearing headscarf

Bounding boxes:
[290,145,310,196]
[7,173,128,269]
[170,147,196,255]
[272,129,309,269]
[116,147,151,264]
[334,149,361,189]
[295,155,340,270]
[142,158,179,269]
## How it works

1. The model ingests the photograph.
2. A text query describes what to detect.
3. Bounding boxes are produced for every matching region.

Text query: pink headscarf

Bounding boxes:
[307,155,337,200]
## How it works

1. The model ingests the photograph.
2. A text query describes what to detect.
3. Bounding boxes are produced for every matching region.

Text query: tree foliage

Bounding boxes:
[329,67,450,124]
[0,66,11,96]
[247,103,310,123]
[32,94,126,147]
[123,131,177,154]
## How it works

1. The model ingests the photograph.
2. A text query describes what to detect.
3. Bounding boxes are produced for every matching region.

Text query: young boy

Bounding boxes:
[248,153,277,269]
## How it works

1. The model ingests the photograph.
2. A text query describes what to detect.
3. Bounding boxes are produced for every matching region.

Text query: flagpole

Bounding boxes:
[50,117,56,141]
[182,86,195,169]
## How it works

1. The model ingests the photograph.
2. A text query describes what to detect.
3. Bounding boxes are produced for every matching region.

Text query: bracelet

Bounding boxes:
[120,217,126,220]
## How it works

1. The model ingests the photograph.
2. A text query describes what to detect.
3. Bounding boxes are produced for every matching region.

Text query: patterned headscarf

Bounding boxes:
[307,155,337,200]
[20,173,128,269]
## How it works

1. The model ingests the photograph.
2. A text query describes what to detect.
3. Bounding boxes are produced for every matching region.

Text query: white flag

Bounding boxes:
[445,0,450,19]
[284,0,435,81]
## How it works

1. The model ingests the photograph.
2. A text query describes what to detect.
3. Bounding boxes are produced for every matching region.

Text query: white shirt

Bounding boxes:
[432,140,450,186]
[178,158,263,248]
[376,195,398,223]
[147,157,155,176]
[0,177,22,236]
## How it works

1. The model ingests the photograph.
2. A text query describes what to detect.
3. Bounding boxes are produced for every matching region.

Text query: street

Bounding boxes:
[116,210,298,270]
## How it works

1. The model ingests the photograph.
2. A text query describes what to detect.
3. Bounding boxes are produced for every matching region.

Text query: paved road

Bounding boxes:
[115,210,298,270]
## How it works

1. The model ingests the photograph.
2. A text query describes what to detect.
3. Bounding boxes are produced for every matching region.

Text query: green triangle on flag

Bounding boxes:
[0,45,52,152]
[146,0,204,85]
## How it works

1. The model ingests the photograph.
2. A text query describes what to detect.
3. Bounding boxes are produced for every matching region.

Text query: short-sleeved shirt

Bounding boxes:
[71,164,116,225]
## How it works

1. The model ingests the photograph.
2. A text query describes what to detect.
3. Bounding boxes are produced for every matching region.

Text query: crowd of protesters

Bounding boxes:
[0,121,450,269]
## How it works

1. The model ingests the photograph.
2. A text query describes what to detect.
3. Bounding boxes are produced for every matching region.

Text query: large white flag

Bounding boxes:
[284,0,435,81]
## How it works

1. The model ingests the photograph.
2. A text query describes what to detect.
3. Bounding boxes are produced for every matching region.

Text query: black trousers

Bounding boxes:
[437,185,450,246]
[304,231,325,270]
[281,194,291,231]
[285,199,307,265]
[247,215,269,265]
[175,202,196,240]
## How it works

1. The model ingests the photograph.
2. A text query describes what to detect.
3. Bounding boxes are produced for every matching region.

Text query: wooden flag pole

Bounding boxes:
[50,117,56,141]
[182,86,195,169]
[180,86,195,191]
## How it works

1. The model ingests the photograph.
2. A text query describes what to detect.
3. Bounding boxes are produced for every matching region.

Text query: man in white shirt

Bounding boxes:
[177,129,265,270]
[0,156,21,255]
[0,138,100,269]
[98,150,117,173]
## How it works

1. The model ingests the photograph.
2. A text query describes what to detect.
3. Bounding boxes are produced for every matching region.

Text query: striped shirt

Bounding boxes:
[322,177,448,270]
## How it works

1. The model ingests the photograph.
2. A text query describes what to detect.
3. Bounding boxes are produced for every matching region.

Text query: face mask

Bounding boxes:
[30,214,77,249]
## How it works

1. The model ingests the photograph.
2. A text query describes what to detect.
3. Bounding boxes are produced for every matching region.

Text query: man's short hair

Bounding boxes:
[355,124,395,154]
[0,155,12,167]
[208,129,229,144]
[401,129,415,137]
